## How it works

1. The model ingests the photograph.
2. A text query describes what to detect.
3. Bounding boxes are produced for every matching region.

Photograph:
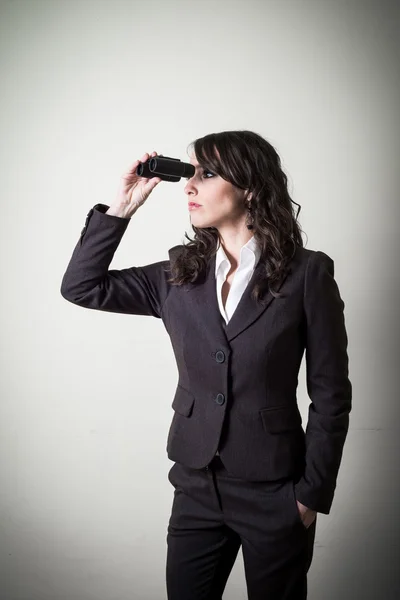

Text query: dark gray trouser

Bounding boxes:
[166,455,317,600]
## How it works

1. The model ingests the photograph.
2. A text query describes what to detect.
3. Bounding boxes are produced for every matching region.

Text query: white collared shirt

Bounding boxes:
[215,235,262,325]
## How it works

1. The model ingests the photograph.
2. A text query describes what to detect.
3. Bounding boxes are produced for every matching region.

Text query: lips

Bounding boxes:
[188,203,202,207]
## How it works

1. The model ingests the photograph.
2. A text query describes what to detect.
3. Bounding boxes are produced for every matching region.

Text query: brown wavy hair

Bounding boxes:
[166,130,306,302]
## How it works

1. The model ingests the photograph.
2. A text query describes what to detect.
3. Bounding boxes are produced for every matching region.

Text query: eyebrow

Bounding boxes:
[192,164,208,172]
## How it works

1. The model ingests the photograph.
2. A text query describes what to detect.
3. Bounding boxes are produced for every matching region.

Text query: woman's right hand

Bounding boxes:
[107,151,162,218]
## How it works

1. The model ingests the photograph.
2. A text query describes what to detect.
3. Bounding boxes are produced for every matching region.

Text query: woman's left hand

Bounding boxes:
[296,500,317,529]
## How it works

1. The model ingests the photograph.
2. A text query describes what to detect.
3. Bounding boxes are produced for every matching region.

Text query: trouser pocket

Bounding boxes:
[290,480,309,532]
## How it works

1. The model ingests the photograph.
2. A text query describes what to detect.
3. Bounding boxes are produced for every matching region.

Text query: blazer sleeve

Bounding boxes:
[294,250,352,514]
[60,203,172,318]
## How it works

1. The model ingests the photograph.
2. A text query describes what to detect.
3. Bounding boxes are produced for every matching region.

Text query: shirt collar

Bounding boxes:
[215,235,262,276]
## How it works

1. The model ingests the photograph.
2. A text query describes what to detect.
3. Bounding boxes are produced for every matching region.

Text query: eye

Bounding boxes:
[185,169,214,181]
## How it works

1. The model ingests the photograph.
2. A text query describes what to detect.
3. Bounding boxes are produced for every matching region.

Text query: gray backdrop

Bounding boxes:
[0,0,399,598]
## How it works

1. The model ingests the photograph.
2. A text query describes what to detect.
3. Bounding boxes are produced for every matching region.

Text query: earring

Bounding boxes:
[245,201,254,230]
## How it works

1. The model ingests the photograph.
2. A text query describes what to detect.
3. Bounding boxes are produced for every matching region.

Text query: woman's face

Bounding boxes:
[184,152,248,230]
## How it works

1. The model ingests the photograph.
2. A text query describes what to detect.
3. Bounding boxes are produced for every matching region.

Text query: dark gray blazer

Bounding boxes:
[61,203,352,515]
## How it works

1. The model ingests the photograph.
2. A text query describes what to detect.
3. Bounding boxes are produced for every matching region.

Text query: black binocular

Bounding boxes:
[136,155,195,183]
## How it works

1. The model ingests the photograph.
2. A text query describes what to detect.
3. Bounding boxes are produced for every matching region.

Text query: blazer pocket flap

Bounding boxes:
[260,406,302,433]
[172,384,195,417]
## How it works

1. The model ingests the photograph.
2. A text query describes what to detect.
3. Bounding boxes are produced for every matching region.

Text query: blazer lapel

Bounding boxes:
[184,254,281,344]
[224,258,275,342]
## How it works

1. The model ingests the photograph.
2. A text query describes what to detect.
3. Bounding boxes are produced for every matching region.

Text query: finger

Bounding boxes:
[123,157,143,175]
[124,153,150,177]
[147,175,161,187]
[128,151,157,169]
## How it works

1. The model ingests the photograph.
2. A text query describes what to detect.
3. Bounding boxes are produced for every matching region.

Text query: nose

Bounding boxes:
[184,177,196,196]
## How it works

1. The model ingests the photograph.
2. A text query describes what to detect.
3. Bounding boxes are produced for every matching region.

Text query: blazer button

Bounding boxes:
[215,393,225,406]
[215,350,225,363]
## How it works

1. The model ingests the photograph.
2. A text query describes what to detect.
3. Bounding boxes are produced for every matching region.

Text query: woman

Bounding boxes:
[61,130,352,600]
